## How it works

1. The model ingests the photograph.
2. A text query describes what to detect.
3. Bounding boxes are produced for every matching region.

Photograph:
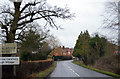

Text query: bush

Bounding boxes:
[16,59,53,79]
[62,56,72,60]
[21,52,31,61]
[21,52,49,61]
[94,56,120,75]
[53,56,72,61]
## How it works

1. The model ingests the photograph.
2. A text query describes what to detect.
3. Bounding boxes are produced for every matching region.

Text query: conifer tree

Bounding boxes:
[73,30,91,64]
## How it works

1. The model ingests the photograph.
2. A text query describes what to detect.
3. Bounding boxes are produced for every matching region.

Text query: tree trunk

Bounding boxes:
[2,66,15,79]
[2,35,15,79]
[2,2,21,79]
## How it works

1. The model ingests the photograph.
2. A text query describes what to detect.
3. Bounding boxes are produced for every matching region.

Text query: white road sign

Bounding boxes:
[0,43,17,54]
[0,57,19,65]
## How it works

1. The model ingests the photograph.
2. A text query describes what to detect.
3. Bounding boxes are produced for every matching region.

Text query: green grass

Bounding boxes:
[30,62,56,79]
[72,61,120,78]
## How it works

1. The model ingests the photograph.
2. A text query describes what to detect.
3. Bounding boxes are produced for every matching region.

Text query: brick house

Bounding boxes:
[49,46,73,56]
[114,51,120,55]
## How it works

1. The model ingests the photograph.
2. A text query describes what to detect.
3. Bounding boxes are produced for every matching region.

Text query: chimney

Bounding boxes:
[63,46,65,49]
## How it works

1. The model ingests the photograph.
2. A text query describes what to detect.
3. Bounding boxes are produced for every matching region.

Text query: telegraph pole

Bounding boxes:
[118,1,120,73]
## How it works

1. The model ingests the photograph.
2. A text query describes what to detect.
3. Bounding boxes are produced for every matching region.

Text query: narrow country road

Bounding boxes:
[49,60,116,79]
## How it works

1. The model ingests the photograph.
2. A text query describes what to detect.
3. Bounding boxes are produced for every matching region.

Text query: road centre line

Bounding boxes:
[66,64,80,77]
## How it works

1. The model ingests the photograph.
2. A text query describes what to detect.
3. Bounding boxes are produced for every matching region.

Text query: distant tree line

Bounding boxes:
[73,30,116,65]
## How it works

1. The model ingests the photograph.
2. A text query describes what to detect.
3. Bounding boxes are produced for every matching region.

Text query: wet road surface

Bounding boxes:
[49,60,117,79]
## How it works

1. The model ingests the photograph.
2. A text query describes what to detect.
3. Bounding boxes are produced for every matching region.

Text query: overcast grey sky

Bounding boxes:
[0,0,111,47]
[47,0,108,48]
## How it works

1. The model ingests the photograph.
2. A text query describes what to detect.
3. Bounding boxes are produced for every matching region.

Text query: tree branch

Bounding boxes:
[20,2,42,13]
[19,10,57,20]
[18,14,58,26]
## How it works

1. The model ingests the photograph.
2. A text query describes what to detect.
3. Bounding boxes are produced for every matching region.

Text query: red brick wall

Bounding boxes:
[50,46,73,56]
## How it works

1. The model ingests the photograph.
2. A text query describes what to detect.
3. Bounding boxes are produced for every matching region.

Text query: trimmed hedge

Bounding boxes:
[31,62,57,78]
[53,56,72,61]
[16,59,53,79]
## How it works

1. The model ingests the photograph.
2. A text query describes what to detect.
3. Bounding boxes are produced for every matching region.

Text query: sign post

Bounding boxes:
[0,44,2,79]
[0,43,19,78]
[0,43,17,55]
[0,57,19,65]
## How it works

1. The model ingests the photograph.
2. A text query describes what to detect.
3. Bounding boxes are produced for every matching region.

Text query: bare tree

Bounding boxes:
[0,0,74,43]
[45,35,61,49]
[101,1,119,44]
[0,0,74,78]
[103,1,118,29]
[102,2,120,72]
[15,22,50,43]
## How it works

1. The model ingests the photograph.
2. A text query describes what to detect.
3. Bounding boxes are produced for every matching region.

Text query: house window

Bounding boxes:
[68,52,70,55]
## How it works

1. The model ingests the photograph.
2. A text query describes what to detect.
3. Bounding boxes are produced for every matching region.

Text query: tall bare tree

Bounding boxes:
[103,1,118,29]
[102,1,119,44]
[102,1,120,74]
[0,0,74,78]
[0,0,74,43]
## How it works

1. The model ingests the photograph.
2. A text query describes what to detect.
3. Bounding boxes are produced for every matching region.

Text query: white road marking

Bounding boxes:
[66,64,80,77]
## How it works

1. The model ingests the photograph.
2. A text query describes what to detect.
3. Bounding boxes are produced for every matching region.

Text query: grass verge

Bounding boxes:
[30,61,56,79]
[72,61,120,78]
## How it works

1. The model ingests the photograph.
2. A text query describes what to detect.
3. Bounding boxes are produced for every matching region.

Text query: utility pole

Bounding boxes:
[0,22,2,79]
[118,1,120,72]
